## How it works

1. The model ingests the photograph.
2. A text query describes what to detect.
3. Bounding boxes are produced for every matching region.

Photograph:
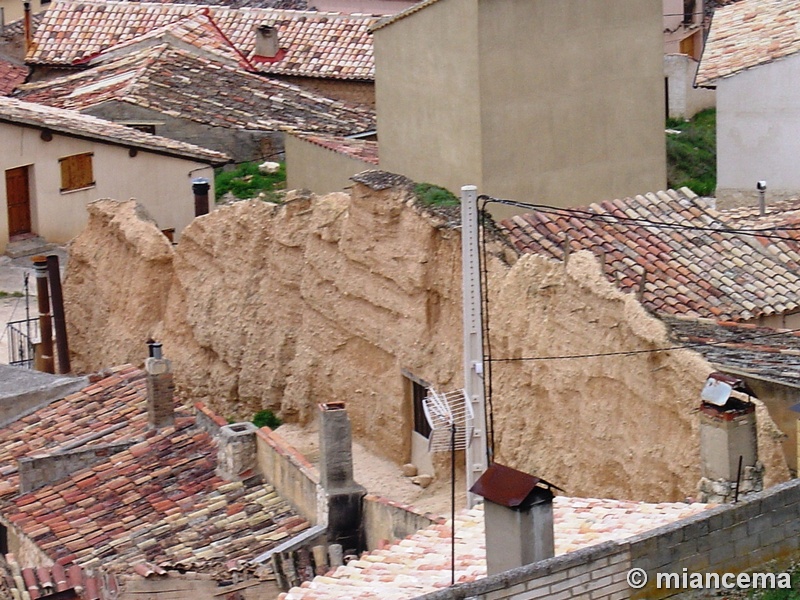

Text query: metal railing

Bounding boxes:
[6,317,38,369]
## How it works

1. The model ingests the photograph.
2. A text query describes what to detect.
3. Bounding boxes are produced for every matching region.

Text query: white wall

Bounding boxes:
[0,123,214,251]
[665,54,715,119]
[716,54,800,207]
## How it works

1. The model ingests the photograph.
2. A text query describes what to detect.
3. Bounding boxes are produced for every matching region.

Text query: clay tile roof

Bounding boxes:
[696,0,800,86]
[279,497,711,599]
[28,0,377,80]
[0,369,310,576]
[291,132,379,164]
[2,554,118,600]
[665,316,800,387]
[0,59,26,95]
[0,96,229,163]
[16,45,376,134]
[497,188,800,322]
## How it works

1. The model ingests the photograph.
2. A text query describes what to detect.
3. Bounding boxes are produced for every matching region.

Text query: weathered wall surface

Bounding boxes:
[62,178,790,502]
[64,199,174,370]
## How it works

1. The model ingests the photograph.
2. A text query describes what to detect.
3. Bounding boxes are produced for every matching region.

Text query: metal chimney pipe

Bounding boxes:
[32,256,54,374]
[147,340,163,359]
[46,255,70,374]
[23,2,31,53]
[192,178,210,217]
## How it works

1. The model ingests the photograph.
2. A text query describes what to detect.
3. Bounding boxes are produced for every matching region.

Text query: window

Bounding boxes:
[683,0,696,25]
[59,152,94,192]
[125,123,156,135]
[411,378,431,439]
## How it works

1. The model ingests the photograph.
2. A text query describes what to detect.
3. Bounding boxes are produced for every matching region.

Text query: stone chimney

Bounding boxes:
[697,372,762,503]
[470,463,556,576]
[318,402,366,553]
[255,24,279,58]
[216,422,258,481]
[145,342,174,429]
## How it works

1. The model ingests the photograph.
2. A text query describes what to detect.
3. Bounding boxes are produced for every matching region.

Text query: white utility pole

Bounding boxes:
[461,185,489,507]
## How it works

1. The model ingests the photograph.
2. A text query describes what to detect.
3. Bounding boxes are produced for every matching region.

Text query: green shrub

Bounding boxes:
[215,161,286,201]
[414,183,459,207]
[666,108,716,196]
[252,409,282,430]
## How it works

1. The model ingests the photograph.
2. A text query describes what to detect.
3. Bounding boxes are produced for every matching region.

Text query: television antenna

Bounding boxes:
[423,387,473,586]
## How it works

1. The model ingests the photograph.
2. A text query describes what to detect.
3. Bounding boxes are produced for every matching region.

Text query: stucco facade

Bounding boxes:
[374,0,667,218]
[662,0,703,60]
[286,134,376,194]
[714,54,800,208]
[0,122,216,252]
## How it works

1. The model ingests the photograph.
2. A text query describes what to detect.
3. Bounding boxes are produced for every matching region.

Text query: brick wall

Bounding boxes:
[413,479,800,600]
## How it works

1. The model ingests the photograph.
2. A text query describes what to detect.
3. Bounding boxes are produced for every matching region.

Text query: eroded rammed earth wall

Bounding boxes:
[63,174,790,502]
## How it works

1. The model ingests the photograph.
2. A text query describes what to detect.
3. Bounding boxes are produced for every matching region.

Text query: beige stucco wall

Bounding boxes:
[663,0,703,60]
[0,123,215,252]
[0,0,46,27]
[285,135,375,195]
[62,179,791,502]
[478,0,667,220]
[375,0,666,220]
[373,0,483,198]
[715,54,800,209]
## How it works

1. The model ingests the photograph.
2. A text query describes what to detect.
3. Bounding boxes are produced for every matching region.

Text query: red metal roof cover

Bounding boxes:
[469,463,558,509]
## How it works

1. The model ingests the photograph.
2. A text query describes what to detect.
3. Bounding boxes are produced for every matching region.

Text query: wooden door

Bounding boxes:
[6,166,31,237]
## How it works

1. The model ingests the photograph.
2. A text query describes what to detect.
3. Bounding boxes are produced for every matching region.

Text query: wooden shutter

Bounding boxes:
[59,152,94,192]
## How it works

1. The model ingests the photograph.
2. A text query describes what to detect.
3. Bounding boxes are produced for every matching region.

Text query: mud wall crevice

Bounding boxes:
[63,185,790,502]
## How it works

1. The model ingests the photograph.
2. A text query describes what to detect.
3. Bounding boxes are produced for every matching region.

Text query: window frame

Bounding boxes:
[58,152,95,193]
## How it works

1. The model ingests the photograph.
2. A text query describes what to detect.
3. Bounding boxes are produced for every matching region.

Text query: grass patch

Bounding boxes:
[414,183,459,208]
[666,108,716,196]
[252,410,282,430]
[215,161,286,201]
[0,291,23,299]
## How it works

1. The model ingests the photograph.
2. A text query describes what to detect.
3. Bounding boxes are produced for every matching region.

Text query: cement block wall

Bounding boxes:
[363,494,445,551]
[414,478,800,600]
[17,441,136,494]
[255,427,323,526]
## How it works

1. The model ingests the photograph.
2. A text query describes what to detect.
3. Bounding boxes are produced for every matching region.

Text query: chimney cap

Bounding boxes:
[470,463,561,510]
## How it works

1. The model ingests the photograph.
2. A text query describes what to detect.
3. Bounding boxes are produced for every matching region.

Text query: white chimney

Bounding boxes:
[255,24,280,58]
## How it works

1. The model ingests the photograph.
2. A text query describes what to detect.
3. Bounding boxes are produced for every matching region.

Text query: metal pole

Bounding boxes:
[46,255,70,374]
[451,421,456,587]
[461,185,489,507]
[32,256,54,374]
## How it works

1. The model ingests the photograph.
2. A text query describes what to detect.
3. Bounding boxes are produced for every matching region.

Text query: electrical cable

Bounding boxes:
[477,195,800,241]
[477,196,496,462]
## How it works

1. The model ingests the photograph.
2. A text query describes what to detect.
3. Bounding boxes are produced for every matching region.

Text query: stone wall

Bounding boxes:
[61,175,790,502]
[414,478,800,600]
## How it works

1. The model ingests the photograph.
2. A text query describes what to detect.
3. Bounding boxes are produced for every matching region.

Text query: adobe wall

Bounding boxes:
[61,176,790,502]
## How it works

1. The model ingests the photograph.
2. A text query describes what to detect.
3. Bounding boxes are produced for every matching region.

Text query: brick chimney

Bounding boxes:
[145,341,174,429]
[318,402,366,553]
[255,24,279,58]
[216,422,258,481]
[470,463,556,576]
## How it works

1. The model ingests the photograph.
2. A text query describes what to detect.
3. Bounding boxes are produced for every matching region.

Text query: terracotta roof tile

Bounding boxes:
[0,368,309,577]
[280,497,711,599]
[291,131,379,164]
[0,96,228,163]
[497,189,800,322]
[28,0,377,80]
[696,0,800,86]
[16,43,375,134]
[0,59,26,95]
